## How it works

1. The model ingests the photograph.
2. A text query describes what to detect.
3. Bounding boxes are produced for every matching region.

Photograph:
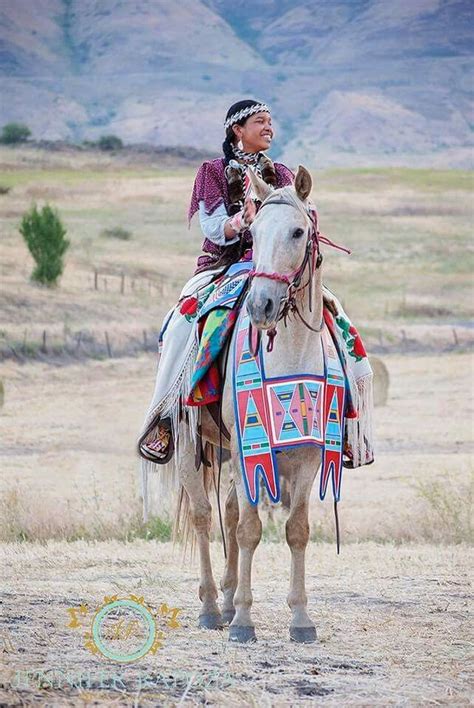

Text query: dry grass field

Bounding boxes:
[1,541,472,706]
[0,145,473,705]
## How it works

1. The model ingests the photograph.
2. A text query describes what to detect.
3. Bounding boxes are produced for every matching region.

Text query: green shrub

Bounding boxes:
[100,226,132,240]
[98,134,123,151]
[0,122,31,144]
[19,204,70,286]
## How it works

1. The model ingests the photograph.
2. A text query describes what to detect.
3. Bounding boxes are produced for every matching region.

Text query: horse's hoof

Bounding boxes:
[198,612,223,630]
[290,625,317,643]
[222,609,235,624]
[229,625,257,643]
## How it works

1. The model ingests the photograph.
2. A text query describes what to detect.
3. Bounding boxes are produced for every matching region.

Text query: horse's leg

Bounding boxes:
[228,474,262,643]
[220,481,239,624]
[179,444,222,629]
[285,450,320,643]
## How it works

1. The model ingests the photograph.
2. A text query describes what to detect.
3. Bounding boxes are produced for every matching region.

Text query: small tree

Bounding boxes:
[19,204,70,286]
[0,122,31,144]
[98,134,123,151]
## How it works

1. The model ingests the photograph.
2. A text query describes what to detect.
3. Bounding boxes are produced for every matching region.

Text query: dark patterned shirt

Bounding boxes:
[188,157,294,270]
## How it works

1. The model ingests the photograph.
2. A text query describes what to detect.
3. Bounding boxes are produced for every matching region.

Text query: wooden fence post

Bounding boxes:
[105,331,112,357]
[94,269,98,291]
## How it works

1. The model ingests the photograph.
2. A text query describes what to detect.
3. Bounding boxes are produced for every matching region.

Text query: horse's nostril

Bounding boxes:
[264,298,274,318]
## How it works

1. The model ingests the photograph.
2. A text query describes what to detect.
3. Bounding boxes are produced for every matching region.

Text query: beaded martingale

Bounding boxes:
[232,304,346,506]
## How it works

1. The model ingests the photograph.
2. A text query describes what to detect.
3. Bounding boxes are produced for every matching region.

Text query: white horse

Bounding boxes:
[159,166,326,643]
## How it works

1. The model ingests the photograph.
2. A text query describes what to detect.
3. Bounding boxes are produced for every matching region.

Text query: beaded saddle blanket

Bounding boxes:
[233,306,346,505]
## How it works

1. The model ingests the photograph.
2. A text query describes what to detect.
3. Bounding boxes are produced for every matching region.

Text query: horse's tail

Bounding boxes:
[139,456,180,525]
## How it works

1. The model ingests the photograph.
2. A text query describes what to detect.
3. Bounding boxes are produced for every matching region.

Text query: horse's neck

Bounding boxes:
[262,267,324,376]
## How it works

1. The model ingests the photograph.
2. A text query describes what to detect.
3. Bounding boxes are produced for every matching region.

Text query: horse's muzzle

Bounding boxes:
[246,289,280,330]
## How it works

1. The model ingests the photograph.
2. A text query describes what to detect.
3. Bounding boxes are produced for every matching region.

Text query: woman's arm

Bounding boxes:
[199,195,257,246]
[199,201,240,246]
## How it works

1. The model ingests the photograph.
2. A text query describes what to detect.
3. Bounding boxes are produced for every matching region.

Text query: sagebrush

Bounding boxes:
[19,203,70,285]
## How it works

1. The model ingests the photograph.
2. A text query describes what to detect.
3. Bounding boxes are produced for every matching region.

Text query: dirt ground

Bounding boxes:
[1,540,472,706]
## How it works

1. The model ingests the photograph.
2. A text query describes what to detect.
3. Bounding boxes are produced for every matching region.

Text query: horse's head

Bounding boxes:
[246,165,316,330]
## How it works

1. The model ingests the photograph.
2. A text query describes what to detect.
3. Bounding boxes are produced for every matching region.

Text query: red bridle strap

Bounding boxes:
[248,269,297,285]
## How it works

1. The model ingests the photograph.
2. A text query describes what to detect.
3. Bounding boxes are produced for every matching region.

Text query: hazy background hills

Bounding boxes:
[0,0,472,167]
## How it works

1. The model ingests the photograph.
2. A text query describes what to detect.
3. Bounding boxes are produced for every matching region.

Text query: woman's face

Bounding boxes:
[233,112,274,152]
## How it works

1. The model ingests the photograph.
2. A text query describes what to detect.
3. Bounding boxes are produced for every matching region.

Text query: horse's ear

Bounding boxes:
[247,167,273,202]
[294,165,312,202]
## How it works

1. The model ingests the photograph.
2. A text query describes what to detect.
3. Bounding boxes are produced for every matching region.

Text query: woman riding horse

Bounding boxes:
[138,99,295,462]
[137,98,373,472]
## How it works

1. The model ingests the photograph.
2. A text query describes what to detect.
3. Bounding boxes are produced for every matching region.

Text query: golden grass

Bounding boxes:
[0,146,472,349]
[0,351,472,546]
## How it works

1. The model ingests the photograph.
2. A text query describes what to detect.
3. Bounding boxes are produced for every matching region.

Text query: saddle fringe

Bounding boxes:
[139,334,201,523]
[345,372,374,466]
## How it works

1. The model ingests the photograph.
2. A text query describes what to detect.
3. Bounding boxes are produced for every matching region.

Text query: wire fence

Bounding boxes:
[0,325,471,365]
[90,268,176,298]
[0,328,161,364]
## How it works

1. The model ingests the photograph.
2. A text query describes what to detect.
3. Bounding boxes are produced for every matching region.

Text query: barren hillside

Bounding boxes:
[0,0,472,166]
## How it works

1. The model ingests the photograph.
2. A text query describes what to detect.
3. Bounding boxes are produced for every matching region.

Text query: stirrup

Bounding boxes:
[141,419,174,465]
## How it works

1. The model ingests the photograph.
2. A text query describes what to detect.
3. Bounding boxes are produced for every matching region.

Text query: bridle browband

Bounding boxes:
[247,190,350,352]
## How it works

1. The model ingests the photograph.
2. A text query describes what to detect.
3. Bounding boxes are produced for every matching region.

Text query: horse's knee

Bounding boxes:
[286,511,310,549]
[225,490,239,526]
[236,513,262,550]
[191,499,212,533]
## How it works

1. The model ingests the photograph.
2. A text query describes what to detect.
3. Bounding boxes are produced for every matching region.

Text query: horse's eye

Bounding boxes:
[292,228,304,239]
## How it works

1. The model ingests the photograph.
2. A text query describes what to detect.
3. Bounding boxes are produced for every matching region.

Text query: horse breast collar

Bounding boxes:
[232,305,347,506]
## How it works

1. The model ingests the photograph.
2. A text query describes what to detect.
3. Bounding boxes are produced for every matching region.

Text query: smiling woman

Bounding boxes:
[138,99,294,462]
[188,99,294,272]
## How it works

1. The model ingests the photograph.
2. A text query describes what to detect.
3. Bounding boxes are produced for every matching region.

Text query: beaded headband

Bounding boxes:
[224,103,270,131]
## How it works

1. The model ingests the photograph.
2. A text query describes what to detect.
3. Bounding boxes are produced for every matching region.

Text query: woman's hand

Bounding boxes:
[225,198,257,239]
[243,197,257,226]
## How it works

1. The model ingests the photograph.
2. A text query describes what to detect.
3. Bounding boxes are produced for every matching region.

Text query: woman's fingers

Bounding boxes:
[244,197,256,225]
